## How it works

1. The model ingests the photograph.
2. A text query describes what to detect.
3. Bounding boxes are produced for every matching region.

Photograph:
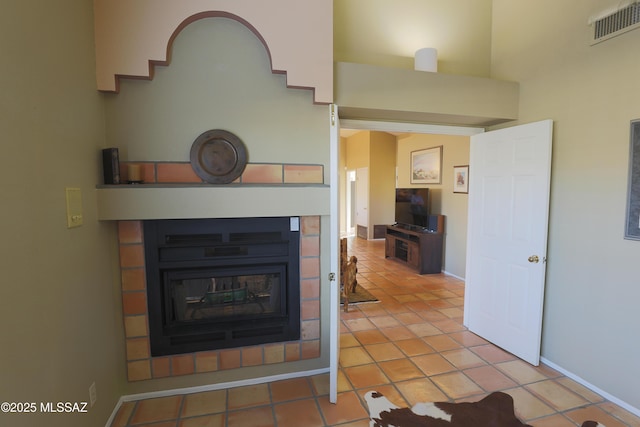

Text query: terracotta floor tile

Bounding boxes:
[270,377,313,402]
[317,392,369,426]
[130,396,182,424]
[343,317,377,332]
[393,312,424,325]
[528,413,577,427]
[340,346,375,367]
[412,353,457,376]
[368,315,401,329]
[364,342,405,362]
[358,304,388,317]
[426,299,454,309]
[393,294,421,303]
[181,390,226,417]
[430,318,467,333]
[338,369,353,392]
[437,307,464,318]
[422,334,463,351]
[353,329,389,345]
[430,371,484,399]
[448,331,489,347]
[310,373,330,396]
[495,360,549,384]
[343,364,390,389]
[379,325,417,341]
[378,358,424,382]
[179,414,225,427]
[470,343,517,363]
[274,398,324,427]
[418,310,448,322]
[565,405,630,427]
[111,401,135,427]
[395,378,448,405]
[406,300,436,312]
[430,289,458,299]
[227,384,270,410]
[503,387,556,421]
[441,348,486,369]
[525,380,589,411]
[405,322,442,337]
[226,406,274,427]
[134,422,176,427]
[415,292,439,301]
[463,365,518,392]
[555,376,605,403]
[340,333,360,348]
[598,401,640,426]
[394,338,436,356]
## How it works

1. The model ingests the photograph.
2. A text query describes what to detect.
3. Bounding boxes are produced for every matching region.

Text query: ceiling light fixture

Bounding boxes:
[414,47,438,72]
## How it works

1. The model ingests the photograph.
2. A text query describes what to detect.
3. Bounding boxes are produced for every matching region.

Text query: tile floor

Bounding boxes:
[110,237,640,427]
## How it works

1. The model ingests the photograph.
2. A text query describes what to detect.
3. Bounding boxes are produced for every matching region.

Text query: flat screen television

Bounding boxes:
[395,188,429,228]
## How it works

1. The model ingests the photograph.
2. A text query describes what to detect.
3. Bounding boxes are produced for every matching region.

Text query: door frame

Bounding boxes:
[331,118,483,402]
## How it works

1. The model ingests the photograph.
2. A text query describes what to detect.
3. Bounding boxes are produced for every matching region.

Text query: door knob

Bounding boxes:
[528,255,539,263]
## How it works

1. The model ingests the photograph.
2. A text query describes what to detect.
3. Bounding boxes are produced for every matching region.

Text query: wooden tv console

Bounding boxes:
[385,222,444,274]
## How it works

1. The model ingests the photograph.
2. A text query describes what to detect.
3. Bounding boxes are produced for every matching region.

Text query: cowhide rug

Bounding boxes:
[364,391,605,427]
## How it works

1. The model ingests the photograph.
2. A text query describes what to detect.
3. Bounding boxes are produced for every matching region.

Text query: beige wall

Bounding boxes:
[343,131,396,239]
[103,16,331,394]
[396,134,470,278]
[345,131,371,235]
[491,0,640,410]
[369,132,397,236]
[339,136,348,236]
[94,0,333,103]
[334,0,493,77]
[0,2,123,427]
[345,131,371,169]
[104,17,327,168]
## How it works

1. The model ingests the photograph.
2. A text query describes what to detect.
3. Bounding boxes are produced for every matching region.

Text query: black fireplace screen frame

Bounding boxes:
[143,217,301,357]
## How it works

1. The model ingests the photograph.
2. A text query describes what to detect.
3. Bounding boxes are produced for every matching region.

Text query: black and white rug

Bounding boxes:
[365,390,605,427]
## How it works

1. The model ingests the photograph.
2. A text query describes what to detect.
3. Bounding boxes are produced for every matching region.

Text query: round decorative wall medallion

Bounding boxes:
[190,129,248,184]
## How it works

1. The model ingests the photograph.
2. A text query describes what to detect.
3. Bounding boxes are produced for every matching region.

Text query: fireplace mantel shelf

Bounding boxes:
[96,184,330,220]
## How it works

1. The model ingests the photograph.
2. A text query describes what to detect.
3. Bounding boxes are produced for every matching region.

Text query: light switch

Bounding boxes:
[66,187,83,228]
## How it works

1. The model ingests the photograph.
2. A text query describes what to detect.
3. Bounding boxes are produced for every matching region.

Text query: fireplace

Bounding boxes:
[143,217,301,357]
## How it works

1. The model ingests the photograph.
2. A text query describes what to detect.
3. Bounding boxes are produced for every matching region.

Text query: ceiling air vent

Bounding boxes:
[591,1,640,45]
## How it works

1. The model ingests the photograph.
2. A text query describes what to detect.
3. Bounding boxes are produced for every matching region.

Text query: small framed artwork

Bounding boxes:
[625,120,640,240]
[411,146,442,184]
[453,165,469,194]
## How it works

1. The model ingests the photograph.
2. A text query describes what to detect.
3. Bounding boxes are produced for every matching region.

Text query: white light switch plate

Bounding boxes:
[66,187,83,228]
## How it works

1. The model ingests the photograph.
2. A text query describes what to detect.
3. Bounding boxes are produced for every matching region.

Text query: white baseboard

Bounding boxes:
[540,357,640,418]
[442,270,465,281]
[104,367,330,427]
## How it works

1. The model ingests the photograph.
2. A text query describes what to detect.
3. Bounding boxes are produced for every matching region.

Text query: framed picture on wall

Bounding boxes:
[453,165,469,194]
[411,146,442,184]
[625,120,640,240]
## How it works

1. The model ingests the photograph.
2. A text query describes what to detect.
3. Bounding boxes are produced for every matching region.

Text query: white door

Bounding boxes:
[464,120,553,366]
[355,167,369,236]
[328,105,340,403]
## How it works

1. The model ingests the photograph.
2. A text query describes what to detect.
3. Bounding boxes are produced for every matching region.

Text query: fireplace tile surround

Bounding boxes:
[118,161,324,185]
[118,216,321,382]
